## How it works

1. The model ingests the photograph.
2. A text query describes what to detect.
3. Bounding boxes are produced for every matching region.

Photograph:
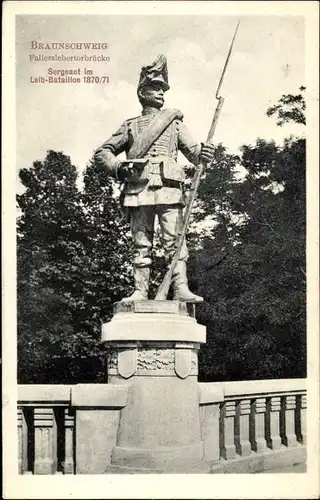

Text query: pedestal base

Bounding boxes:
[106,461,211,474]
[111,442,203,470]
[102,300,207,473]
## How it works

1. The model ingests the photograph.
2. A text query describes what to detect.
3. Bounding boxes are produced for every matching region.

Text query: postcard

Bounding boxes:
[2,1,319,499]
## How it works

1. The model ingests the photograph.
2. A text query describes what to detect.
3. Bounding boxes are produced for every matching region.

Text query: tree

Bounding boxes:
[17,151,88,382]
[188,90,306,381]
[18,89,306,384]
[17,151,132,383]
[80,158,133,320]
[266,86,306,126]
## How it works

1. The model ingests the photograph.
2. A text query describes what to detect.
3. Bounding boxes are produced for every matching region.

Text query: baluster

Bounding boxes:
[62,408,74,474]
[34,407,57,474]
[251,398,267,453]
[267,396,282,450]
[18,407,28,474]
[283,395,297,447]
[221,400,236,459]
[300,393,307,444]
[235,399,251,457]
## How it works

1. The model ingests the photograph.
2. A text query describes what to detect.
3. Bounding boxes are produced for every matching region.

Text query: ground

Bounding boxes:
[260,462,306,473]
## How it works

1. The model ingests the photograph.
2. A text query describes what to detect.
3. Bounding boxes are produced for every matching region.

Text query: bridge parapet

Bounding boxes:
[18,378,306,474]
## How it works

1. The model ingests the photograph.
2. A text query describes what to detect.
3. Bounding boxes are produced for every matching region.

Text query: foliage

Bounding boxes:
[188,92,306,381]
[17,151,132,383]
[266,86,306,126]
[81,159,133,317]
[17,89,306,383]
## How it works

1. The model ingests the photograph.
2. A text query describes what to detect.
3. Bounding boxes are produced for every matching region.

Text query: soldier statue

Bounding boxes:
[94,54,215,303]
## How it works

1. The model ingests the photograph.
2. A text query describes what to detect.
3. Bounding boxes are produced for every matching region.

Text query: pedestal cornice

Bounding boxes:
[102,300,206,344]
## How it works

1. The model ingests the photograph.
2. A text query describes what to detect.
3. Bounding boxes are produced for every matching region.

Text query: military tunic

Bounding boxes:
[95,107,201,206]
[94,106,201,267]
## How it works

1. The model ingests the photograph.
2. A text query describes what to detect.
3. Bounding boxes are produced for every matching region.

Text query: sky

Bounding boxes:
[15,14,305,191]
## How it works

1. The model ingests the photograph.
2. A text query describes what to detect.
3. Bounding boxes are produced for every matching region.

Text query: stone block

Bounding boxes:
[200,403,220,462]
[198,383,224,404]
[71,384,129,408]
[75,409,120,474]
[71,384,130,474]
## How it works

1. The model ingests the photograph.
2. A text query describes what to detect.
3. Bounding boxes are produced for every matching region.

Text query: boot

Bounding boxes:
[121,267,150,302]
[172,261,203,303]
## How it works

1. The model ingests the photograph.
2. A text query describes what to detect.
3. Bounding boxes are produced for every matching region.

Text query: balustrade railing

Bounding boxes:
[18,379,306,474]
[18,385,72,475]
[199,379,306,472]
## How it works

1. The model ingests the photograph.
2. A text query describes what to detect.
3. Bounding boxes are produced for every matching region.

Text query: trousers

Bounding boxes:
[129,204,188,268]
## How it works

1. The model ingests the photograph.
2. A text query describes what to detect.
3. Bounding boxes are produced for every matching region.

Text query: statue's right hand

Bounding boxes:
[117,163,132,182]
[117,159,149,182]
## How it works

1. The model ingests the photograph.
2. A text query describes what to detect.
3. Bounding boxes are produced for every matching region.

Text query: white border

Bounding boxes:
[2,1,319,499]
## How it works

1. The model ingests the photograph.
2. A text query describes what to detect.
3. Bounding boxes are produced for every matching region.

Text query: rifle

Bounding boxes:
[155,20,241,301]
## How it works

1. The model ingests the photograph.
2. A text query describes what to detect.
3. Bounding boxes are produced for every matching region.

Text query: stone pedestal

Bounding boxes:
[102,300,208,473]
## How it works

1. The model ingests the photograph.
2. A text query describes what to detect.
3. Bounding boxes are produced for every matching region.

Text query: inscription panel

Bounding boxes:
[112,300,194,317]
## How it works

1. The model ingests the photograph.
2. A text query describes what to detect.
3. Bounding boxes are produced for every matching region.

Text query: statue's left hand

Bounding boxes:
[200,143,215,164]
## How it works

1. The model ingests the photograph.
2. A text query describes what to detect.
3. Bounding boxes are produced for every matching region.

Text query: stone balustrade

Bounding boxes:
[199,379,306,473]
[18,378,306,474]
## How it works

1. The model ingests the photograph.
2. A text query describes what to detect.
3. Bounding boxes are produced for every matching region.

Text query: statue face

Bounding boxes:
[139,83,165,109]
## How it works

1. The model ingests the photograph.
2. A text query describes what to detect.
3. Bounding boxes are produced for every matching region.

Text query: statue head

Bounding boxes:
[137,54,170,109]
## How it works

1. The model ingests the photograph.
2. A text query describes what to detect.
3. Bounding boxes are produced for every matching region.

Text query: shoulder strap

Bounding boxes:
[127,108,183,159]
